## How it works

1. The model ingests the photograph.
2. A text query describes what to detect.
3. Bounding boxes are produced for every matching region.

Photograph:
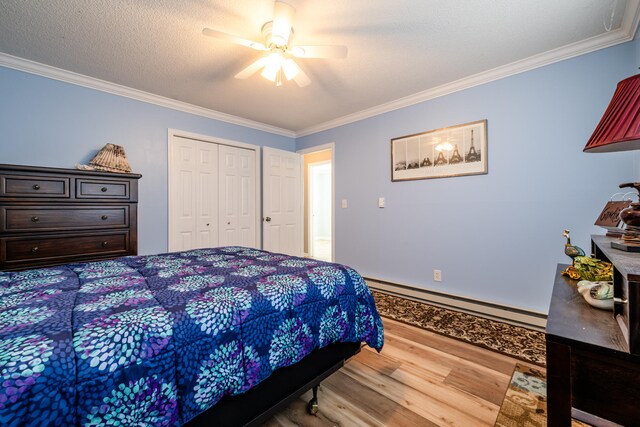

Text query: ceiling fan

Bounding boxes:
[202,1,347,87]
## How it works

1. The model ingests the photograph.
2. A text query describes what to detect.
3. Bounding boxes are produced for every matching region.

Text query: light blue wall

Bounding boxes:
[0,67,295,255]
[297,41,636,313]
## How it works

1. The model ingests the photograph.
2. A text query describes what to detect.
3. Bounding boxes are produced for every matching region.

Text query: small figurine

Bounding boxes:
[563,230,585,263]
[577,280,614,310]
[562,230,585,279]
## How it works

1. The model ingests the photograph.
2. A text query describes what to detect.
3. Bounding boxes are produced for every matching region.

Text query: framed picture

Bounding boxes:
[391,119,487,182]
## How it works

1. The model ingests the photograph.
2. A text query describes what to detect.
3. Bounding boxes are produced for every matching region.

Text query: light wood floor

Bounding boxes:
[263,317,543,427]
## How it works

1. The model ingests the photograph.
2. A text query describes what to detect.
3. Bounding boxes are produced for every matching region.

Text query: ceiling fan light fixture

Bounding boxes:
[264,52,283,70]
[205,0,342,88]
[282,59,300,80]
[261,65,278,82]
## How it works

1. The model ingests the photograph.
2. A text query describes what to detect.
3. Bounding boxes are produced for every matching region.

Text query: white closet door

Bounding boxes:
[195,142,218,249]
[262,147,303,256]
[169,137,218,252]
[218,145,256,248]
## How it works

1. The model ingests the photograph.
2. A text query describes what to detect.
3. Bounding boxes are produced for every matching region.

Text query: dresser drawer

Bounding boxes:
[1,174,70,198]
[77,178,130,199]
[1,206,129,232]
[2,232,130,265]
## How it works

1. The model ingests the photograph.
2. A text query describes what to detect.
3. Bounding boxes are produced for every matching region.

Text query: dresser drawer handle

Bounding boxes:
[31,216,40,222]
[101,215,108,220]
[31,246,39,253]
[101,187,108,192]
[101,241,108,248]
[32,184,40,190]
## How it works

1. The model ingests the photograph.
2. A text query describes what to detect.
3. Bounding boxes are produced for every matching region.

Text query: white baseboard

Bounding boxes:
[364,276,547,331]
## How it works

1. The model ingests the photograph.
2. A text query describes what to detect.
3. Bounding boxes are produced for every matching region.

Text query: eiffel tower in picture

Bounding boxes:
[421,157,432,167]
[465,129,481,163]
[434,151,447,166]
[449,144,463,164]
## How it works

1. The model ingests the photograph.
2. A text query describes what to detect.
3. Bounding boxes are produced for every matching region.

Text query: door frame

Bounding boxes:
[167,128,262,251]
[297,143,335,262]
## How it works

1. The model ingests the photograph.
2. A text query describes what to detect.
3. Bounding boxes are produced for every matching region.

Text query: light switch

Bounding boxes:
[378,197,385,208]
[341,199,348,209]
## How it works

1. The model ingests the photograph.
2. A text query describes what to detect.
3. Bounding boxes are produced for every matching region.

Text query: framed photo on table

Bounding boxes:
[391,119,488,182]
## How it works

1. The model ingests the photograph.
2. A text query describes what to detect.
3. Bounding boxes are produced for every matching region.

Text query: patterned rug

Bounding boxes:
[371,290,546,366]
[494,364,590,427]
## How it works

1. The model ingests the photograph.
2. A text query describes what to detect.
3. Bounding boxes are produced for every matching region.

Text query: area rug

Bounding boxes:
[494,364,590,427]
[371,290,546,366]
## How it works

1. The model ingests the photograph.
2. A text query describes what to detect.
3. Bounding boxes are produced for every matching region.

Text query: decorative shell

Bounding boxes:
[576,280,614,310]
[76,143,132,173]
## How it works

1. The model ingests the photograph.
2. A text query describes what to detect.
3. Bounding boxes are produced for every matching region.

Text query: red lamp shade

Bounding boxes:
[584,74,640,153]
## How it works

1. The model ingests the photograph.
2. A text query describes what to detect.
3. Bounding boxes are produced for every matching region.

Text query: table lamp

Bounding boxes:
[584,73,640,251]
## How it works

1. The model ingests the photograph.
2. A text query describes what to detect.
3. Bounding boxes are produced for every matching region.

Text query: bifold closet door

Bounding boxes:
[169,137,219,252]
[218,145,256,247]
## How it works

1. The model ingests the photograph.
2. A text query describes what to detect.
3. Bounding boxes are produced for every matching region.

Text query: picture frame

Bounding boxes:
[391,119,488,182]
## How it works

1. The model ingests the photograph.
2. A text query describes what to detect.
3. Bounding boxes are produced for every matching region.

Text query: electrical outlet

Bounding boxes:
[341,199,348,208]
[378,197,385,208]
[434,269,442,282]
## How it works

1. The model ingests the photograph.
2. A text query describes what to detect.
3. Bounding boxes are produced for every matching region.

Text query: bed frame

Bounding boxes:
[187,341,361,427]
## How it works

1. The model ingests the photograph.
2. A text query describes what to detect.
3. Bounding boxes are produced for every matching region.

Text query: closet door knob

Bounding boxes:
[32,184,40,190]
[265,217,271,222]
[31,216,40,222]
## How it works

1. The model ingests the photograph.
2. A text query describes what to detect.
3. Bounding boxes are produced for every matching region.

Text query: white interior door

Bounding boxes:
[219,144,257,248]
[262,147,303,256]
[196,142,218,249]
[168,136,218,251]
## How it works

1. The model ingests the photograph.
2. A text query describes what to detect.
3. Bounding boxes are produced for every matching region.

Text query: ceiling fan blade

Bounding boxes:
[272,1,295,45]
[234,58,267,79]
[202,28,266,51]
[290,45,348,59]
[292,67,311,87]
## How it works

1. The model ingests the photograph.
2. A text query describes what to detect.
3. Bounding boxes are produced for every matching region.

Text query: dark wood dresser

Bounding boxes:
[0,164,141,270]
[546,237,640,426]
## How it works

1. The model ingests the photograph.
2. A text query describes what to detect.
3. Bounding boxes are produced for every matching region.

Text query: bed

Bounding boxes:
[0,246,384,426]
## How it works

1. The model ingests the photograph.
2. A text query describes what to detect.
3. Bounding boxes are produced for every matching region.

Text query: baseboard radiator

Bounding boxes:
[364,276,547,331]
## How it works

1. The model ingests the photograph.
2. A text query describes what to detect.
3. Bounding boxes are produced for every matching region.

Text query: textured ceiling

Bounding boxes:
[0,0,635,133]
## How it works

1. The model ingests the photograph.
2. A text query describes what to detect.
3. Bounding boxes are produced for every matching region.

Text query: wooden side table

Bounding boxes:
[546,264,640,426]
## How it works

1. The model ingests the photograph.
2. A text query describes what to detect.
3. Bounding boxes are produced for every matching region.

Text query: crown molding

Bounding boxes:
[296,1,640,138]
[0,53,296,138]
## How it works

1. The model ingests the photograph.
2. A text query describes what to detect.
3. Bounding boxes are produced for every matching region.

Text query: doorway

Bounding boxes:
[300,145,334,262]
[309,161,331,261]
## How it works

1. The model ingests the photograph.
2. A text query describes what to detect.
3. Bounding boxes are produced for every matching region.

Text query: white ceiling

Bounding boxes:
[1,1,639,135]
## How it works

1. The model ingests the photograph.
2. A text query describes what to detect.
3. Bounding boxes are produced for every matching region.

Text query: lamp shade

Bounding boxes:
[584,74,640,153]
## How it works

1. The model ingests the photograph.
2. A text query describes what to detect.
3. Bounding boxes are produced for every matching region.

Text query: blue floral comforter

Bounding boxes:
[0,247,383,426]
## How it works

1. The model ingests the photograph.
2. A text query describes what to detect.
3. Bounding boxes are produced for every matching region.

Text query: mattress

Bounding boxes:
[0,247,384,426]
